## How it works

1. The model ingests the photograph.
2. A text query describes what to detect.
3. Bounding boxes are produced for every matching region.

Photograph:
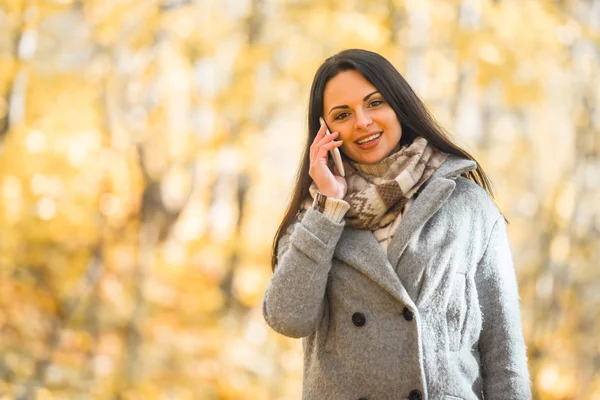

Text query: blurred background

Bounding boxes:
[0,0,599,399]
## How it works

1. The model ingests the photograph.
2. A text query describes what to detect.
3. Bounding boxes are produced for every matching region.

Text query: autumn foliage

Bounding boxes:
[0,1,599,399]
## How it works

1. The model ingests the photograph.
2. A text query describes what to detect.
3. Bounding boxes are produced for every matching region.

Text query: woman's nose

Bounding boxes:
[354,109,373,130]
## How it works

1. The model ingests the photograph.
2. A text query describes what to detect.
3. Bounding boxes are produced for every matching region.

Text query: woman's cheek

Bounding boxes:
[339,143,349,156]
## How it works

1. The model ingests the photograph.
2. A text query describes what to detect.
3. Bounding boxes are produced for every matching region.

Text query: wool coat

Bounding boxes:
[262,155,531,400]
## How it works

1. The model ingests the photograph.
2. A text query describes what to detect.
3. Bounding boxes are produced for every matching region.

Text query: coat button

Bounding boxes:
[402,307,414,321]
[408,389,422,400]
[358,398,368,400]
[352,312,366,327]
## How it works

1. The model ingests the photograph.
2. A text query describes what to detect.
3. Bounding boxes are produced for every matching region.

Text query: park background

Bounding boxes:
[0,0,599,399]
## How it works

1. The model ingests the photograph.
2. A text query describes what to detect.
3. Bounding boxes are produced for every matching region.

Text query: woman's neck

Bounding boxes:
[348,142,402,177]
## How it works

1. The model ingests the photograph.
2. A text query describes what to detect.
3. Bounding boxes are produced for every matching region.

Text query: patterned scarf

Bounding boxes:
[302,137,448,230]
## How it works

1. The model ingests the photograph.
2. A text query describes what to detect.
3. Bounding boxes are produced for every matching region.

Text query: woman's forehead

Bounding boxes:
[323,71,378,108]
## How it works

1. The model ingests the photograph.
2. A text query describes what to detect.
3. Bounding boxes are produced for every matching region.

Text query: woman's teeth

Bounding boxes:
[357,133,382,144]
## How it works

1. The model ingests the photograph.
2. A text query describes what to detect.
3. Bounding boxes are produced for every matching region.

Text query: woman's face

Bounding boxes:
[322,70,402,165]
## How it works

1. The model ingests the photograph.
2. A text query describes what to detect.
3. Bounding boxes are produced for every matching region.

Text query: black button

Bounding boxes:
[358,398,368,400]
[409,389,422,400]
[352,312,366,327]
[402,307,414,321]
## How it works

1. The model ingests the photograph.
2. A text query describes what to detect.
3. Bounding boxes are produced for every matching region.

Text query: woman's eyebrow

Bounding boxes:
[327,91,380,115]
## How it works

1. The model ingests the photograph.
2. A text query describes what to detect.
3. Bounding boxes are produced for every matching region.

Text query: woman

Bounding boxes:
[262,49,531,400]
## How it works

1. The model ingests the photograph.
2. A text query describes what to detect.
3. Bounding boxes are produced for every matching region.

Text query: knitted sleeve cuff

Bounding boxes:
[312,196,350,223]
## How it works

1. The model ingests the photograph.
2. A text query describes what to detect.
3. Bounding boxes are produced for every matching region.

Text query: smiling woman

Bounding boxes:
[264,49,531,400]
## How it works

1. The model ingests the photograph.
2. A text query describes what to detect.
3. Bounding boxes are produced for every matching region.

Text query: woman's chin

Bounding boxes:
[353,150,386,165]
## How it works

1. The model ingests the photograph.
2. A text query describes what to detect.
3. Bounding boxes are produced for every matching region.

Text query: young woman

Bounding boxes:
[262,49,531,400]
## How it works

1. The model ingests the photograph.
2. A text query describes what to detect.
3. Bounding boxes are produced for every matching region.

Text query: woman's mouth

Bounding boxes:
[355,133,382,149]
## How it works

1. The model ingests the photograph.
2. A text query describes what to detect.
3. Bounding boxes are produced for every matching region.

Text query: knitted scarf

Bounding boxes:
[302,137,448,230]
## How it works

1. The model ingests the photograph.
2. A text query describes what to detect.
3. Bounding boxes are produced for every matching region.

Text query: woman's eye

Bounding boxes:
[370,100,383,107]
[335,112,350,120]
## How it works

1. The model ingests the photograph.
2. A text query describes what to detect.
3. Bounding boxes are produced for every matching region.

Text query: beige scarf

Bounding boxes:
[302,137,448,230]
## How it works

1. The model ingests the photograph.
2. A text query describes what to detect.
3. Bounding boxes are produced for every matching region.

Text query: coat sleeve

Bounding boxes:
[475,216,532,399]
[262,206,346,338]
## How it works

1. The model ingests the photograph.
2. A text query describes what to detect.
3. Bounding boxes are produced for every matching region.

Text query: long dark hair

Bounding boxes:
[271,49,497,271]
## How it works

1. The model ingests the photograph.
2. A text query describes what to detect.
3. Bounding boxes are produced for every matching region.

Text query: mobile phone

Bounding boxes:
[319,117,345,177]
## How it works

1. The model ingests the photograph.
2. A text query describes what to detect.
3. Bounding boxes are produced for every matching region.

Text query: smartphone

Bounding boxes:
[319,117,345,177]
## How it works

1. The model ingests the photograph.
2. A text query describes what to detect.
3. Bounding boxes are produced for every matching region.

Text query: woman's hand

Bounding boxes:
[308,123,347,200]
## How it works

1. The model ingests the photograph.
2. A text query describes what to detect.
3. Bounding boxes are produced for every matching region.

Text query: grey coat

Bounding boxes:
[263,156,531,400]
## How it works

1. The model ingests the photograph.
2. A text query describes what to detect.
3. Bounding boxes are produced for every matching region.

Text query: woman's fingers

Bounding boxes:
[313,137,341,166]
[315,140,343,163]
[317,131,339,145]
[310,124,327,162]
[311,128,339,164]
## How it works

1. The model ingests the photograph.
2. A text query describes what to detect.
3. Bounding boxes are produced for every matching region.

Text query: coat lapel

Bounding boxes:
[334,177,456,306]
[333,155,476,305]
[387,177,456,271]
[334,228,413,305]
[387,178,456,305]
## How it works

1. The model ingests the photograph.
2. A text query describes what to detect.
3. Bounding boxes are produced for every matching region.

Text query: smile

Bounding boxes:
[356,133,382,144]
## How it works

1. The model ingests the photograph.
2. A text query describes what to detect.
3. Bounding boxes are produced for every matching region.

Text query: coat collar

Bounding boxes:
[333,155,477,306]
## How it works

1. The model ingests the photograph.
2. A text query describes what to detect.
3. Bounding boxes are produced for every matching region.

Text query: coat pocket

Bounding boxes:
[446,272,467,352]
